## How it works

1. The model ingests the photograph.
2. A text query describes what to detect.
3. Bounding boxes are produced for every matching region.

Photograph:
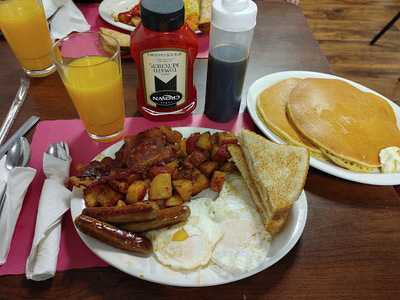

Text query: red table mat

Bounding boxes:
[78,3,210,59]
[0,114,254,276]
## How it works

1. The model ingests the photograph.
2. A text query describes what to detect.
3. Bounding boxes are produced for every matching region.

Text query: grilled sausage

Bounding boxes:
[82,202,159,224]
[120,205,190,233]
[75,214,152,255]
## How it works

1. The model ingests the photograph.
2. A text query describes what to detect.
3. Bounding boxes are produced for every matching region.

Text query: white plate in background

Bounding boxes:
[99,0,139,32]
[247,71,400,186]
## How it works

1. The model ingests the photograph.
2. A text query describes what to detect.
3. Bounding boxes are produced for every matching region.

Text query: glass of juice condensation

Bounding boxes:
[51,32,126,142]
[0,0,55,77]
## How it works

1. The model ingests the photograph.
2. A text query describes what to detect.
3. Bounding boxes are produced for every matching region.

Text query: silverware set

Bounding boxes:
[0,75,39,217]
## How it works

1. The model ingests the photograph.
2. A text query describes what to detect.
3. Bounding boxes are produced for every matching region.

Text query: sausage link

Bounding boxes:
[82,202,159,224]
[75,214,153,255]
[120,205,190,233]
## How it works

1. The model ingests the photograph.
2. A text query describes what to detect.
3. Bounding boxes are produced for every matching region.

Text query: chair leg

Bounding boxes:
[370,11,400,45]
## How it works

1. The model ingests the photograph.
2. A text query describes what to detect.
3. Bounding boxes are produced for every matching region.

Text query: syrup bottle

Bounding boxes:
[204,0,257,122]
[131,0,198,121]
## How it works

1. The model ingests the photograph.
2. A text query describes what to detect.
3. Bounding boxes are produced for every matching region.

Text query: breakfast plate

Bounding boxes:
[247,71,400,186]
[99,0,139,32]
[70,127,308,287]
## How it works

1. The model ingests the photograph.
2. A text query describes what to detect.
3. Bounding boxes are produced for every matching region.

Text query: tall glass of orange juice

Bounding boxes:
[51,32,125,142]
[0,0,55,77]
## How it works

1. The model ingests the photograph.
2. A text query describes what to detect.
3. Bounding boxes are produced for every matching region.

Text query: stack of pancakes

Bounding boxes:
[257,78,400,173]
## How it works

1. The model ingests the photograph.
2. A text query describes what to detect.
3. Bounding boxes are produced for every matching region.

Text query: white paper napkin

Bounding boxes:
[43,0,90,40]
[0,157,36,265]
[26,152,71,281]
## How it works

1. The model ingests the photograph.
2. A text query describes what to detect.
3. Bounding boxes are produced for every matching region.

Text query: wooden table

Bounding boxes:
[0,1,399,299]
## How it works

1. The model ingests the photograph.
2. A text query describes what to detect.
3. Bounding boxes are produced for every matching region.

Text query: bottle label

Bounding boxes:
[141,49,187,108]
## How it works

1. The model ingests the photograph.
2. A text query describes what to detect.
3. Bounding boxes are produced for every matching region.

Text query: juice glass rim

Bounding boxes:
[51,31,121,68]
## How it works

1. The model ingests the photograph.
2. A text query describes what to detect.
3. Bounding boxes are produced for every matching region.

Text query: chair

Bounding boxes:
[370,11,400,45]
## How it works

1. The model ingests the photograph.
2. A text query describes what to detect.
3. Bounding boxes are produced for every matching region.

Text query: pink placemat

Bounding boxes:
[78,3,210,59]
[0,113,254,276]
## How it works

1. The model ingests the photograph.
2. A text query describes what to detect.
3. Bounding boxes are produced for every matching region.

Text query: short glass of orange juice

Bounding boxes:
[0,0,55,77]
[51,32,126,142]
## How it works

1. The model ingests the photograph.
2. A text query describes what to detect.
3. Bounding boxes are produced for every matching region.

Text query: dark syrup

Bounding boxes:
[204,44,248,122]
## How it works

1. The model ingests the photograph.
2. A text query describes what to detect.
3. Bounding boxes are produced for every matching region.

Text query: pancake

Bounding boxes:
[256,79,323,157]
[287,78,400,171]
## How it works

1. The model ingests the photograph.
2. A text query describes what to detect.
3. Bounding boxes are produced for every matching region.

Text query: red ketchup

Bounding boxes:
[131,0,198,120]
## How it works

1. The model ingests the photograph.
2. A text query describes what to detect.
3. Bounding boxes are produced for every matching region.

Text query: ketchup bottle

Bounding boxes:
[131,0,198,121]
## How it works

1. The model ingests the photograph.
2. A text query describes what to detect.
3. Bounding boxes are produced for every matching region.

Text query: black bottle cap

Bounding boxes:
[141,0,185,32]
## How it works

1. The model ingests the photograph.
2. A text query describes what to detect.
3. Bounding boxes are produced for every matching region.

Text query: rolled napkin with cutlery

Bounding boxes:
[26,142,71,281]
[0,157,36,265]
[43,0,90,40]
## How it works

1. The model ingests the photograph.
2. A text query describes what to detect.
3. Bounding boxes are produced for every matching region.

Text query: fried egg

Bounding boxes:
[209,174,271,275]
[149,198,222,271]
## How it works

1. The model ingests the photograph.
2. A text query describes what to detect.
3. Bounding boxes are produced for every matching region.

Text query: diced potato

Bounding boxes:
[165,194,184,207]
[165,160,179,173]
[173,179,193,201]
[217,132,238,146]
[192,169,209,195]
[149,173,173,200]
[196,132,212,151]
[84,184,122,207]
[199,161,219,176]
[116,200,127,207]
[84,191,97,207]
[219,161,237,173]
[187,150,208,167]
[210,171,225,192]
[126,181,147,203]
[160,126,182,143]
[178,139,187,157]
[210,132,219,145]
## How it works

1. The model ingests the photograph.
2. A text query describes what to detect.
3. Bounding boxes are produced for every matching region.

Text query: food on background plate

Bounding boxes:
[287,78,400,172]
[256,78,324,159]
[99,27,130,56]
[112,0,210,33]
[183,0,200,32]
[198,0,211,33]
[70,126,308,274]
[229,130,309,235]
[379,146,400,173]
[257,77,400,173]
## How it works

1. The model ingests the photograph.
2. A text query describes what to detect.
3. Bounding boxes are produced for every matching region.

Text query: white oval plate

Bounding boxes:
[99,0,139,32]
[70,127,308,287]
[247,71,400,186]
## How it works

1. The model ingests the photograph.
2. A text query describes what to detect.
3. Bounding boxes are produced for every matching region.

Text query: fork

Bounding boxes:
[47,141,70,161]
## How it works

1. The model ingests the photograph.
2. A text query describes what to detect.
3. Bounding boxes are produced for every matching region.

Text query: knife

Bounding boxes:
[0,74,30,145]
[0,116,39,160]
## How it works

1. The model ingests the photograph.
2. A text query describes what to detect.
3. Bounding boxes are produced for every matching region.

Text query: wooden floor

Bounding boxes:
[300,0,400,103]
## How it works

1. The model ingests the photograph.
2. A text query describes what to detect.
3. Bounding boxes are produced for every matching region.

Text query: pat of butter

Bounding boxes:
[379,147,400,173]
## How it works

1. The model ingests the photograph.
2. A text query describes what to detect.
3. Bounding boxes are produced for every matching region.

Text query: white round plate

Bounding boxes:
[99,0,139,32]
[247,71,400,186]
[70,127,308,287]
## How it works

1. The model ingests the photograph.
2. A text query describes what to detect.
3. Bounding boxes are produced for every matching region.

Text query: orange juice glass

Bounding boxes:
[0,0,55,77]
[52,32,125,142]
